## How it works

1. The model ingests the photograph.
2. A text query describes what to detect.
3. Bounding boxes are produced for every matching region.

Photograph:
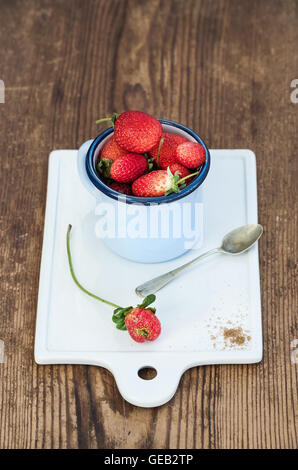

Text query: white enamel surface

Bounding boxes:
[35,149,262,407]
[77,126,204,263]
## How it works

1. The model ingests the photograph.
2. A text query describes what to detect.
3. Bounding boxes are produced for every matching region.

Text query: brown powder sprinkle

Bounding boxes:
[223,327,251,346]
[205,311,252,350]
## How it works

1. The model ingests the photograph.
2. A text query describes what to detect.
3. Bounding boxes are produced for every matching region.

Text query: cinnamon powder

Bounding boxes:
[223,327,251,346]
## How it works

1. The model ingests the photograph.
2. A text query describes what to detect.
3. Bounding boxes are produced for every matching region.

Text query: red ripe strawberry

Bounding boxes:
[132,170,171,197]
[132,169,188,197]
[114,111,162,153]
[149,134,177,169]
[163,133,189,146]
[168,163,190,179]
[100,136,127,162]
[110,153,148,183]
[149,133,190,169]
[132,167,198,197]
[176,142,206,169]
[109,182,132,195]
[125,308,161,343]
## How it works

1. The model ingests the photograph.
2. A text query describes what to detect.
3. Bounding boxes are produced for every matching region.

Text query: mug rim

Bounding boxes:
[85,119,210,205]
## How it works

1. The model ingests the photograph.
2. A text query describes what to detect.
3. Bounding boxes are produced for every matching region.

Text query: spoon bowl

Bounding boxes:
[221,224,263,254]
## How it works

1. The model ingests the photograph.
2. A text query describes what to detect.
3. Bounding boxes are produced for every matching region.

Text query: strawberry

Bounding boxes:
[149,133,191,169]
[132,170,171,197]
[168,163,190,179]
[66,226,161,343]
[114,111,162,153]
[125,308,161,343]
[163,133,188,146]
[100,136,127,162]
[132,168,197,197]
[97,136,126,179]
[110,153,148,183]
[96,111,162,153]
[109,182,132,195]
[176,142,206,169]
[149,134,177,169]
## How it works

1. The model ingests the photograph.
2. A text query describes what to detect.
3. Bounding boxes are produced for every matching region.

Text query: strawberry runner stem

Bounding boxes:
[66,225,157,332]
[66,225,121,309]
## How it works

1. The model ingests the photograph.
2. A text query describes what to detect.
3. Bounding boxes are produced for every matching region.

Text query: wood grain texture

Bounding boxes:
[0,0,297,449]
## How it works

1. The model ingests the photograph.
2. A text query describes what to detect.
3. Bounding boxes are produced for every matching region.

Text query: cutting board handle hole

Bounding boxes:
[138,367,157,380]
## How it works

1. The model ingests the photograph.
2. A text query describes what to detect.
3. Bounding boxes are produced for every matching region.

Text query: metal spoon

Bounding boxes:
[135,224,263,297]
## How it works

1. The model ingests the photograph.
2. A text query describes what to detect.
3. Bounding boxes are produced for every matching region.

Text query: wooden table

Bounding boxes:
[0,0,297,449]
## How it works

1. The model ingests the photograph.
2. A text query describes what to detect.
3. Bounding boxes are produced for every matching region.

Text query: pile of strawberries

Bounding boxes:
[96,111,206,198]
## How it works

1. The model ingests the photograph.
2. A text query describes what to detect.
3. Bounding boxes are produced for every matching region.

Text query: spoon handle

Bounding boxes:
[135,248,221,297]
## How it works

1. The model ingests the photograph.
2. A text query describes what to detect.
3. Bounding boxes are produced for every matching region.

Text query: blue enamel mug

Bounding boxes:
[77,119,210,263]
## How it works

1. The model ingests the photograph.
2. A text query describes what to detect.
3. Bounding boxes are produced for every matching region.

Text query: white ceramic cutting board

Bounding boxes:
[35,149,262,407]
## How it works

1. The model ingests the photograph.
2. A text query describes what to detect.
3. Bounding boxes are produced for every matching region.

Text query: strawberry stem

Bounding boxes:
[66,225,121,309]
[178,171,199,185]
[157,136,164,167]
[95,117,113,124]
[95,113,119,127]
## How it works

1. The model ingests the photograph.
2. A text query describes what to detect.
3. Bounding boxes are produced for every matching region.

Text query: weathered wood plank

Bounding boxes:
[0,0,296,449]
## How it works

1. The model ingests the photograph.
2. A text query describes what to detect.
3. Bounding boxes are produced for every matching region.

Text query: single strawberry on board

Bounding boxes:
[124,307,161,343]
[109,181,132,195]
[176,141,206,169]
[110,153,148,183]
[96,111,162,153]
[132,168,198,198]
[66,225,161,343]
